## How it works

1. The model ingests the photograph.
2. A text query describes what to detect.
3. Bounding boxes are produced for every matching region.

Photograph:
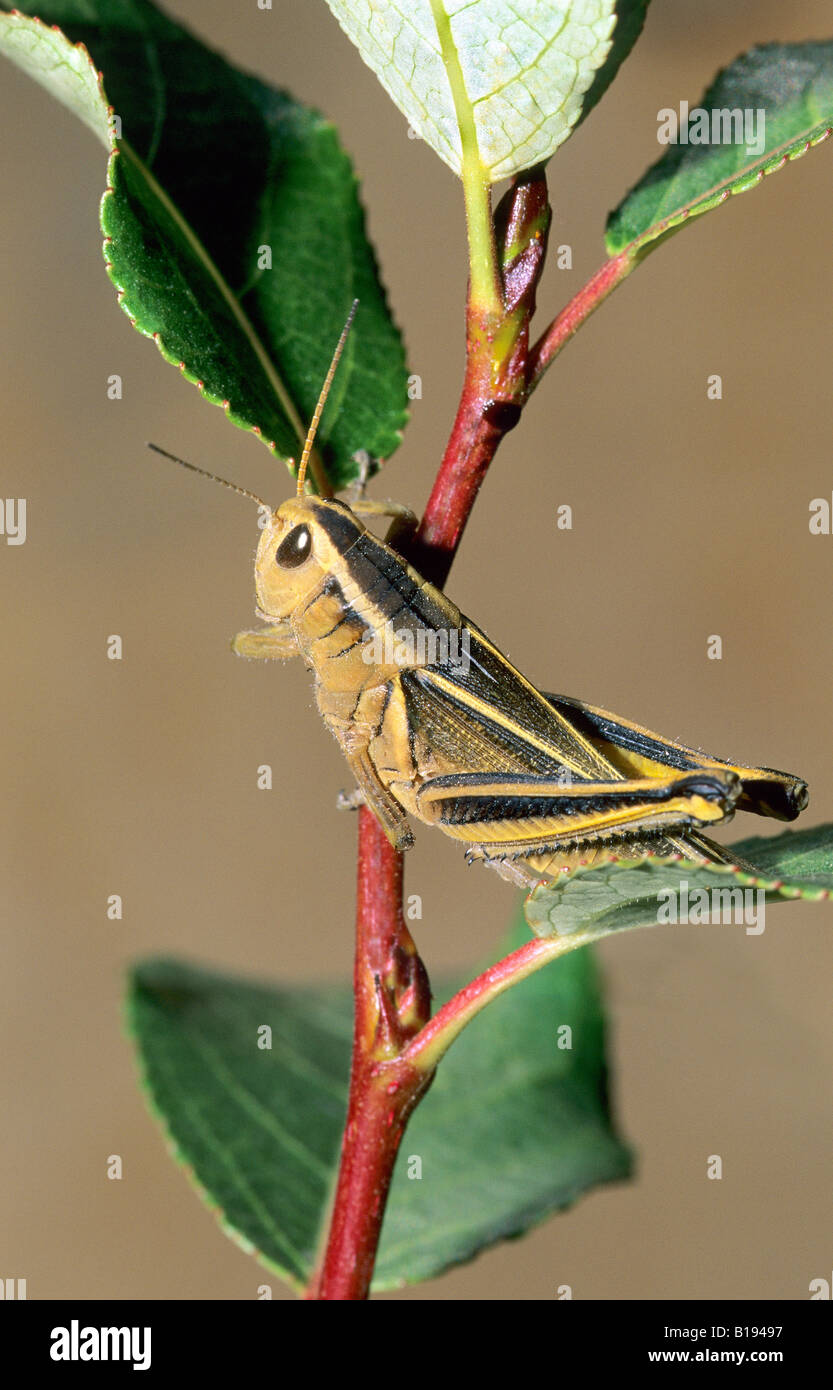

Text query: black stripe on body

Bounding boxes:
[437,780,725,826]
[374,681,392,738]
[544,692,808,820]
[438,796,605,826]
[544,693,699,772]
[314,511,480,671]
[310,505,419,623]
[344,533,455,632]
[314,504,364,554]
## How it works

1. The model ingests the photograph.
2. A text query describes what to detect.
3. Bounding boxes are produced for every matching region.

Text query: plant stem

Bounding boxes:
[309,169,558,1301]
[410,338,513,585]
[306,811,432,1300]
[405,930,585,1074]
[427,0,501,316]
[526,249,634,390]
[461,170,502,317]
[413,170,551,585]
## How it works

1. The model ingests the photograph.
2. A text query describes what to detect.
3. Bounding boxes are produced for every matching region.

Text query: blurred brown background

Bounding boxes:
[1,0,831,1301]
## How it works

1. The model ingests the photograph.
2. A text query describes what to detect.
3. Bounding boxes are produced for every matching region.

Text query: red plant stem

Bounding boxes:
[307,353,513,1299]
[527,249,633,389]
[309,176,636,1302]
[306,810,431,1300]
[309,262,534,1295]
[411,355,511,587]
[307,366,507,1299]
[404,932,570,1073]
[412,172,550,585]
[308,176,554,1301]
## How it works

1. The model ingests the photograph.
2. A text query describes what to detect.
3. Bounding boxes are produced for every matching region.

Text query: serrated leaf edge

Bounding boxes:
[610,117,833,260]
[99,141,311,471]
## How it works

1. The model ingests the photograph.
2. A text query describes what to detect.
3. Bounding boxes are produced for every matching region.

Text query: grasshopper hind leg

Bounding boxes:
[475,828,760,890]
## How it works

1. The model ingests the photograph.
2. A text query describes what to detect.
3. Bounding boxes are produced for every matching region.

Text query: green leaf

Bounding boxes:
[607,41,833,259]
[1,2,407,488]
[127,959,349,1289]
[525,824,833,940]
[127,919,630,1292]
[323,0,629,182]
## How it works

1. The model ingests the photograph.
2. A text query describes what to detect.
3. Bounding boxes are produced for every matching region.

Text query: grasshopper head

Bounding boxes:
[254,496,364,621]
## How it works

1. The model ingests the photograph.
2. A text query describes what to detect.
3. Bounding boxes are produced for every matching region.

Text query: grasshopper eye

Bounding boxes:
[275,524,312,569]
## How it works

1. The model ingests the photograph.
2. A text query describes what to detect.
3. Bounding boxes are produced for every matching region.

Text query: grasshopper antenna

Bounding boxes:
[146,443,270,511]
[295,298,359,497]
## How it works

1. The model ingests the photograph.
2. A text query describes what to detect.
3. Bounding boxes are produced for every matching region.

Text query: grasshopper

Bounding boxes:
[155,307,809,888]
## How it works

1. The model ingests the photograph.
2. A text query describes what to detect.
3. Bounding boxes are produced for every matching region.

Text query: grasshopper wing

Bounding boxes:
[542,692,808,822]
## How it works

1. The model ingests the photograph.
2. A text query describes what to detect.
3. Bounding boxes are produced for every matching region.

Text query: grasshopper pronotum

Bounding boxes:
[153,305,808,888]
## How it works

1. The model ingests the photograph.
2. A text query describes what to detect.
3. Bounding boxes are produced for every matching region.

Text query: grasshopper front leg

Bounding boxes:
[316,680,416,852]
[231,620,298,660]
